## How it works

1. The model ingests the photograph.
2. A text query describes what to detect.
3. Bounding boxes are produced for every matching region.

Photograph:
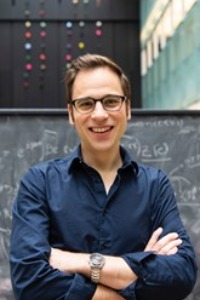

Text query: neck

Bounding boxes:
[81,147,122,173]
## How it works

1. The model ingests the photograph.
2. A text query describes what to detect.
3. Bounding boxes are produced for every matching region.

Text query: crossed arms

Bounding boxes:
[10,203,197,300]
[49,228,182,300]
[10,167,197,300]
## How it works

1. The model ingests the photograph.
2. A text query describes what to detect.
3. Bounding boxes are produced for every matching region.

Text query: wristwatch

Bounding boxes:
[89,253,105,283]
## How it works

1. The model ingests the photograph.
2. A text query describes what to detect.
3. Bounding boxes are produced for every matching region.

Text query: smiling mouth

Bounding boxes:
[90,126,112,133]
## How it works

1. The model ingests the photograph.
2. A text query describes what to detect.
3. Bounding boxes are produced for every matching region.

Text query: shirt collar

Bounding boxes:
[68,145,138,176]
[119,146,139,175]
[68,145,82,172]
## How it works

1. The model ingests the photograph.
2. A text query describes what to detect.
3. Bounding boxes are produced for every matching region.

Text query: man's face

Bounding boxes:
[68,67,131,155]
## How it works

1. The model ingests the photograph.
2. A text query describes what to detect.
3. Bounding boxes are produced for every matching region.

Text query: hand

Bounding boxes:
[145,227,182,255]
[92,285,125,300]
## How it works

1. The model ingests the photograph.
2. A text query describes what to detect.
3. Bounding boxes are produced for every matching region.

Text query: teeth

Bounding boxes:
[92,127,111,133]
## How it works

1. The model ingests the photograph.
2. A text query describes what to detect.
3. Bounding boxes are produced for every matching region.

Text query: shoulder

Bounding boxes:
[137,163,167,179]
[22,149,78,182]
[137,163,175,200]
[136,162,172,190]
[121,146,169,183]
[32,155,71,172]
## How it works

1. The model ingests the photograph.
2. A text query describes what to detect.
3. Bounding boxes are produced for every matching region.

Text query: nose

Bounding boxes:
[91,101,108,119]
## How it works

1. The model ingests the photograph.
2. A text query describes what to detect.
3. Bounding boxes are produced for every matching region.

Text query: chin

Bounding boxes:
[93,143,117,153]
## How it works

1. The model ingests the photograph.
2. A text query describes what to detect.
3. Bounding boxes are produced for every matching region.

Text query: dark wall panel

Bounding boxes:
[0,0,139,20]
[0,0,140,108]
[0,23,12,106]
[13,22,61,107]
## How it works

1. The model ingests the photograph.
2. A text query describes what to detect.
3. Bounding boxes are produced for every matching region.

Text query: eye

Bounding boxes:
[77,99,93,109]
[104,97,120,107]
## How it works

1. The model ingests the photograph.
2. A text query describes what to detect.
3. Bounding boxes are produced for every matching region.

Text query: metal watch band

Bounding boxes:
[91,268,101,283]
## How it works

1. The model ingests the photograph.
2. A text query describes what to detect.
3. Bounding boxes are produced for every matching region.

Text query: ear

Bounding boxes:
[126,99,131,120]
[68,104,75,125]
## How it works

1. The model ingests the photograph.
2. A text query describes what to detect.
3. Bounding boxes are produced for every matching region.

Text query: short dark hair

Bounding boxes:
[65,53,131,104]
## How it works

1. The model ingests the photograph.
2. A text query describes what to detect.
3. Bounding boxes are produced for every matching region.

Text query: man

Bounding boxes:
[10,54,197,299]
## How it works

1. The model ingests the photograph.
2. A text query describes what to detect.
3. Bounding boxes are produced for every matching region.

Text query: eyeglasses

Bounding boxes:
[71,94,127,114]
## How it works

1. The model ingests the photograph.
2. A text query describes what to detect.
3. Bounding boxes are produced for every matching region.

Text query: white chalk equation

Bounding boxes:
[122,136,171,163]
[0,129,78,168]
[129,118,184,129]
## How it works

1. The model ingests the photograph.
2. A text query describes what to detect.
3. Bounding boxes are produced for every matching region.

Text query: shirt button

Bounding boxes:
[103,208,109,214]
[100,241,109,249]
[95,179,101,183]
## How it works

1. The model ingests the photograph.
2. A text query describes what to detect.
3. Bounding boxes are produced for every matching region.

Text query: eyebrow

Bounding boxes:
[72,94,124,101]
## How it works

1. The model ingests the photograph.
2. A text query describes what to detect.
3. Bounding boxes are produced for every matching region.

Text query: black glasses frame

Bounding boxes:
[71,94,127,114]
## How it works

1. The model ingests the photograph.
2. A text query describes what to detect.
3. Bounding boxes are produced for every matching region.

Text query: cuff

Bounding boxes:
[118,281,137,300]
[118,251,155,299]
[65,274,96,300]
[122,251,155,279]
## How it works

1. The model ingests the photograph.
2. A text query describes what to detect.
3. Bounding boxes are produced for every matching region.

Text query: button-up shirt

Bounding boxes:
[10,146,197,300]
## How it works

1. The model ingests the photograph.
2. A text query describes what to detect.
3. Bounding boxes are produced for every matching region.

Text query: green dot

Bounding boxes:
[23,72,29,79]
[25,54,32,61]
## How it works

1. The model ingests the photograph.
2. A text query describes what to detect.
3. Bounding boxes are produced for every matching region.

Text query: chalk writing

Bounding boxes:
[129,118,184,128]
[0,113,199,299]
[185,154,200,168]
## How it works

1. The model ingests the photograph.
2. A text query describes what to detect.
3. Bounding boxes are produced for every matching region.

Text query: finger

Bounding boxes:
[152,232,179,253]
[160,246,179,255]
[145,227,163,251]
[158,238,182,255]
[166,247,179,255]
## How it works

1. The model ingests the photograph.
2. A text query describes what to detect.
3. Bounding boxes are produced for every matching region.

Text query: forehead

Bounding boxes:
[72,67,123,99]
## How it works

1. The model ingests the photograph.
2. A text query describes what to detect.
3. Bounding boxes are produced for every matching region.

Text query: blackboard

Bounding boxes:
[0,109,199,299]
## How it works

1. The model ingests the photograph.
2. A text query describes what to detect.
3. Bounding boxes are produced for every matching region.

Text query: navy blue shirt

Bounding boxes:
[10,146,197,300]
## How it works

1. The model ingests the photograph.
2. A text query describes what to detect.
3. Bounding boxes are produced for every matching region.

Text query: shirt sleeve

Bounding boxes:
[119,170,198,300]
[9,166,96,300]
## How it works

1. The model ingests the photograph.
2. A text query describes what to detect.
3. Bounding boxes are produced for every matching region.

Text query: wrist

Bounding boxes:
[71,252,90,274]
[89,253,105,283]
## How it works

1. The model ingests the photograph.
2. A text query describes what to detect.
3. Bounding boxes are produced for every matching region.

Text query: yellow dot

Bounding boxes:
[78,42,85,49]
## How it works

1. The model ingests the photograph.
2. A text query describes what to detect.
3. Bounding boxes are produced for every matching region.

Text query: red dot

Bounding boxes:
[25,32,32,39]
[26,63,33,71]
[23,81,29,88]
[40,54,46,61]
[95,29,102,36]
[39,10,46,17]
[65,54,72,61]
[40,30,47,38]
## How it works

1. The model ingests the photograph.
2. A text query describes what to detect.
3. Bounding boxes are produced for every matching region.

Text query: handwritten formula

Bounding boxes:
[0,113,199,299]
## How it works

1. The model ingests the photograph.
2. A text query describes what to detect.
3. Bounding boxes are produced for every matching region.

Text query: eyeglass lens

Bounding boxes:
[74,95,124,113]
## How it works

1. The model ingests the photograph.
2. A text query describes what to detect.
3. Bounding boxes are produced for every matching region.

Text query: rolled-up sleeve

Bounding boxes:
[118,170,197,300]
[10,167,96,300]
[120,249,197,300]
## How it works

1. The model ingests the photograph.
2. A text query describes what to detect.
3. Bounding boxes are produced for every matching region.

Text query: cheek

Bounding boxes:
[119,104,130,121]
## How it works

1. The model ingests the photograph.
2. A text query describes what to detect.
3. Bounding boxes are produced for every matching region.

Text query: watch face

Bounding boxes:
[90,253,105,268]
